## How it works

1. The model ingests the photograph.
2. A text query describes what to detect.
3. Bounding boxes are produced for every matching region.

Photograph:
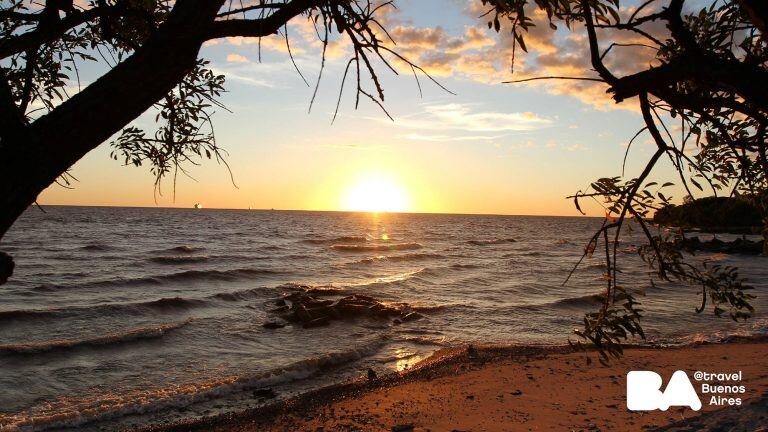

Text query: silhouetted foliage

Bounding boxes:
[0,0,443,282]
[654,196,763,230]
[109,59,230,198]
[484,0,767,363]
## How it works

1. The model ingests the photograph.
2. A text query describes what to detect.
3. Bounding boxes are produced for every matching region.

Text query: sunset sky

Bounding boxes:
[38,0,683,216]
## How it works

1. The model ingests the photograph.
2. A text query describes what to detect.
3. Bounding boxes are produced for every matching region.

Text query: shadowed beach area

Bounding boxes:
[145,338,768,432]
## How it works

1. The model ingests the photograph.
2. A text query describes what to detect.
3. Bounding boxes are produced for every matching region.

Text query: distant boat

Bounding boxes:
[194,203,202,209]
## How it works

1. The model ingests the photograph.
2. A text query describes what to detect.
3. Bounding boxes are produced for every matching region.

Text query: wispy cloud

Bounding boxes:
[401,133,504,142]
[391,103,551,133]
[226,53,249,63]
[210,66,276,88]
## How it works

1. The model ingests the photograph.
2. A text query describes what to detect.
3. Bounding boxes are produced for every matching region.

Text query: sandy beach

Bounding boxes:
[145,337,768,432]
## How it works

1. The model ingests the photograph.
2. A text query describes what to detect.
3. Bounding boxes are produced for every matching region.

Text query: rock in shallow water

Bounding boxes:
[267,285,428,329]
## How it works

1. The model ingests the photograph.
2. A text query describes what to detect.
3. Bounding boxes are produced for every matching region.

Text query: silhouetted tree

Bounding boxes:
[654,196,763,230]
[485,0,766,361]
[0,0,441,282]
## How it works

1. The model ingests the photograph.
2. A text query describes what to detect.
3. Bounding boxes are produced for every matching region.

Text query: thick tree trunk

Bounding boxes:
[0,0,225,236]
[0,155,47,239]
[0,0,225,282]
[0,0,316,285]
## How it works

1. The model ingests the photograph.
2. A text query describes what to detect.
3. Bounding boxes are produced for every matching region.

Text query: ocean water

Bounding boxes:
[0,206,765,431]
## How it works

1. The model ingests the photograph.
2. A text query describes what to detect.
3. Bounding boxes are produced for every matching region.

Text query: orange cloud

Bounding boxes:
[386,2,667,111]
[226,53,249,63]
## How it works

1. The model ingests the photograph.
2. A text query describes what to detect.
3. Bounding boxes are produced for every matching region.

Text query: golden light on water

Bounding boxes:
[393,348,423,372]
[342,173,411,213]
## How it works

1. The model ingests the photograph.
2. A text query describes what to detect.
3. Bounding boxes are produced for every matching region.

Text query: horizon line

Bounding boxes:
[32,203,600,219]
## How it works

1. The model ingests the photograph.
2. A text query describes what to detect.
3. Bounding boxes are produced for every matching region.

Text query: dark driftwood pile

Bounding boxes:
[263,286,424,329]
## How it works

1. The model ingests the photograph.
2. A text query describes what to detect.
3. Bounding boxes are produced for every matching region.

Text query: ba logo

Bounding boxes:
[626,370,702,411]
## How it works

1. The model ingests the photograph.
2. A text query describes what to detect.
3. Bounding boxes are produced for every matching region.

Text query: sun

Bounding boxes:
[342,173,410,213]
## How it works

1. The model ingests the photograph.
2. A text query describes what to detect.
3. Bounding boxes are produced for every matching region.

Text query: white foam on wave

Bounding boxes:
[346,268,428,289]
[0,320,192,354]
[668,318,768,345]
[0,337,388,431]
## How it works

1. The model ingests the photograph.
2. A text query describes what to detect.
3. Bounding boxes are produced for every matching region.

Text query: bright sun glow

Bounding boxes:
[342,173,410,213]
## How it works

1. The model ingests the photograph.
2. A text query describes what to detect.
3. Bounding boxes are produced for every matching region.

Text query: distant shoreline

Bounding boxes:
[142,336,768,432]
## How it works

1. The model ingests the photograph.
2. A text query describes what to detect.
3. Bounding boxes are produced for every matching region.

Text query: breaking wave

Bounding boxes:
[303,235,367,245]
[396,334,450,346]
[31,268,280,291]
[0,320,191,355]
[211,286,274,301]
[347,269,428,289]
[395,302,459,313]
[356,252,445,264]
[0,337,386,431]
[277,282,347,296]
[0,297,203,325]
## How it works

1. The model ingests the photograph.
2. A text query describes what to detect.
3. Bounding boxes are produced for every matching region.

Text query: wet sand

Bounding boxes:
[146,338,768,432]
